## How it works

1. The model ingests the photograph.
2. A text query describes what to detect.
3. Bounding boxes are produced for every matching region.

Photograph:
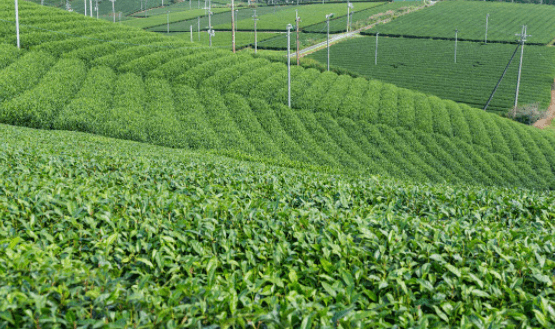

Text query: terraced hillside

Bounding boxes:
[308,36,555,113]
[1,123,555,327]
[3,0,555,191]
[363,1,555,45]
[2,1,555,327]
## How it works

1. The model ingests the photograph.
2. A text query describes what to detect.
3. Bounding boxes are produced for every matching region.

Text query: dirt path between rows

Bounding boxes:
[533,80,555,129]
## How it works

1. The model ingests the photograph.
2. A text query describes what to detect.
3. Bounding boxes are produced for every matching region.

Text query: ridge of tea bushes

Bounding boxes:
[2,123,555,327]
[1,0,555,192]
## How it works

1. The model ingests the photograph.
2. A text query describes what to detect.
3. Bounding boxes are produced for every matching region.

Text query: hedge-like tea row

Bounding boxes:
[1,58,86,129]
[2,124,555,327]
[1,0,555,191]
[54,65,116,133]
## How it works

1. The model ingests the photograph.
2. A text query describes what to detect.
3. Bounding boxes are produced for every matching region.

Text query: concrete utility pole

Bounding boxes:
[110,0,116,22]
[198,16,200,41]
[326,13,334,71]
[208,1,214,47]
[167,10,170,33]
[84,0,87,16]
[296,10,301,65]
[15,0,20,49]
[287,23,293,108]
[231,0,236,53]
[161,0,163,6]
[454,29,459,63]
[190,25,193,41]
[347,2,353,33]
[253,9,259,53]
[89,0,93,17]
[375,32,379,65]
[485,13,489,44]
[514,25,531,111]
[95,0,99,19]
[189,0,191,10]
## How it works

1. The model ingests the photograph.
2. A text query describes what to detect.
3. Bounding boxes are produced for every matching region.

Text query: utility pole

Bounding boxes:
[190,25,193,42]
[110,0,116,23]
[167,10,170,33]
[296,10,301,66]
[189,0,191,10]
[483,43,520,111]
[375,32,379,65]
[14,0,20,49]
[326,13,334,71]
[347,2,353,33]
[514,25,531,112]
[198,16,200,41]
[454,29,459,63]
[95,0,99,19]
[231,0,236,53]
[253,9,259,54]
[287,23,293,108]
[161,0,163,6]
[208,0,213,47]
[485,13,489,44]
[89,0,93,17]
[84,0,86,16]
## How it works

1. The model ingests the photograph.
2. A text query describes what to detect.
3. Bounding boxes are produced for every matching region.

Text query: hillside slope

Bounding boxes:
[1,0,555,190]
[1,123,555,327]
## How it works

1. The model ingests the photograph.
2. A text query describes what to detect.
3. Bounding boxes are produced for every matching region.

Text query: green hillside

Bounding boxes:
[1,123,555,327]
[307,36,555,113]
[2,0,555,327]
[303,0,423,33]
[213,2,383,31]
[122,7,230,29]
[3,0,555,191]
[363,1,555,45]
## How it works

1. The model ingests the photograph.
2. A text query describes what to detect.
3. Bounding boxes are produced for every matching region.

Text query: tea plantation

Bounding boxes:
[1,0,555,327]
[307,36,555,113]
[363,1,555,45]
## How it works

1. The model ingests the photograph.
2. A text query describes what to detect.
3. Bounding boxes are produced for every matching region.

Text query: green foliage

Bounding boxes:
[429,96,452,137]
[338,77,367,119]
[297,70,338,111]
[54,65,116,133]
[1,58,86,129]
[378,83,397,126]
[363,1,555,44]
[223,92,282,158]
[308,36,555,113]
[0,44,20,70]
[0,51,55,103]
[461,105,492,151]
[274,103,338,167]
[122,8,229,29]
[317,75,352,117]
[296,110,359,169]
[172,84,220,149]
[101,73,147,141]
[446,101,472,143]
[199,87,255,154]
[396,88,416,130]
[359,79,382,123]
[3,124,555,328]
[249,98,312,164]
[213,2,383,31]
[201,58,269,92]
